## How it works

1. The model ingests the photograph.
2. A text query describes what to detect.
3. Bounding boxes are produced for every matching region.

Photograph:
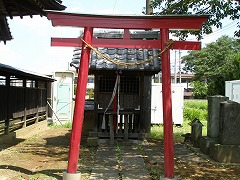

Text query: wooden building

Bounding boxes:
[0,0,66,43]
[71,31,161,140]
[0,63,54,135]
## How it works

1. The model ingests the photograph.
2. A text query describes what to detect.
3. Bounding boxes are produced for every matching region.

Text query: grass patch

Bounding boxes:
[150,100,208,143]
[49,121,72,128]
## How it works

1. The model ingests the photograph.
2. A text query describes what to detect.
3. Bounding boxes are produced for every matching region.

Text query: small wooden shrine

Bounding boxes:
[71,31,161,140]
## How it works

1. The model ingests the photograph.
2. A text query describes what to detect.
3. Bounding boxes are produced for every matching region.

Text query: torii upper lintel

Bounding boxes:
[47,10,208,30]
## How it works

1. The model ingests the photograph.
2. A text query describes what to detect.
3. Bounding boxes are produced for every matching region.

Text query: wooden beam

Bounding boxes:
[47,11,208,30]
[51,37,201,50]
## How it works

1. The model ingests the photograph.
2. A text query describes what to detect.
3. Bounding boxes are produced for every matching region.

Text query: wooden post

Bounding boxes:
[35,105,39,124]
[94,73,99,132]
[109,115,114,143]
[124,115,129,140]
[23,79,27,128]
[161,28,175,179]
[23,108,27,128]
[67,27,93,173]
[5,76,10,135]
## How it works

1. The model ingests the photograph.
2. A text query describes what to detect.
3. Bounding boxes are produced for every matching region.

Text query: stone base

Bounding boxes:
[139,132,148,140]
[209,143,240,163]
[160,175,177,180]
[88,131,98,137]
[200,136,217,155]
[87,137,99,146]
[63,171,81,180]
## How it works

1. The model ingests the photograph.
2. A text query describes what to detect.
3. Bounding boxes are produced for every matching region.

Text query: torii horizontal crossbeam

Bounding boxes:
[47,11,208,30]
[51,37,201,50]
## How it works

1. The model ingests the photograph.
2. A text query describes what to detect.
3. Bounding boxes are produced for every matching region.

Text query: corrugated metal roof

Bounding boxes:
[71,31,161,75]
[0,63,54,81]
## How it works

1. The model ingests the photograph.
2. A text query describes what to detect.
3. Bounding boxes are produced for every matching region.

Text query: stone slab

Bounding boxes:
[121,146,150,180]
[219,101,240,145]
[89,145,119,180]
[89,143,150,180]
[209,143,240,163]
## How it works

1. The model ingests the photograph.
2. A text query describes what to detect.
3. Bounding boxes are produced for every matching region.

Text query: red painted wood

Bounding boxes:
[161,28,174,179]
[123,29,130,39]
[67,27,93,173]
[47,11,208,30]
[51,37,201,50]
[47,11,208,178]
[51,37,81,47]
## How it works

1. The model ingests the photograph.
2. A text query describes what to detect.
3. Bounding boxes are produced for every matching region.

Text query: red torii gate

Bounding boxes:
[47,11,208,179]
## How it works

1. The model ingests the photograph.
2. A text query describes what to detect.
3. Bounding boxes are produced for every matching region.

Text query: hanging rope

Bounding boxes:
[101,73,120,129]
[81,38,174,66]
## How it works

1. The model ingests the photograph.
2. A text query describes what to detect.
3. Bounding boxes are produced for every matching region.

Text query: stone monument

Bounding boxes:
[200,95,228,154]
[209,100,240,163]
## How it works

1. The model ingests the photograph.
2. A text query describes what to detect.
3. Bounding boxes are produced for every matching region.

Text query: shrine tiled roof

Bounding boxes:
[71,31,161,75]
[0,0,66,43]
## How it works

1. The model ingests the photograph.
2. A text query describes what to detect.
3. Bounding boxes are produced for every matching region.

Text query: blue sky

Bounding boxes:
[0,0,238,74]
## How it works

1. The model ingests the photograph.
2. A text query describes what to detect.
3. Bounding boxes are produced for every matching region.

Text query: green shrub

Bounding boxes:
[183,100,208,122]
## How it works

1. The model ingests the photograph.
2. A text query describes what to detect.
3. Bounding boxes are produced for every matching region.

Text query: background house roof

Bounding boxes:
[0,63,54,81]
[71,31,161,75]
[0,0,66,43]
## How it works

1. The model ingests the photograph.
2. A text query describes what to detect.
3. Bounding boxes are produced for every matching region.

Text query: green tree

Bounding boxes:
[190,80,208,99]
[147,0,240,39]
[182,36,240,96]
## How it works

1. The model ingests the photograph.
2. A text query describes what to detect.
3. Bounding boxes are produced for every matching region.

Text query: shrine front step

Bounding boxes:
[89,144,150,180]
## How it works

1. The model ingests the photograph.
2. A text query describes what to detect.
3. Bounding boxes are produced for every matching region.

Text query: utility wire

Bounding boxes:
[112,0,118,14]
[203,20,238,38]
[187,20,238,41]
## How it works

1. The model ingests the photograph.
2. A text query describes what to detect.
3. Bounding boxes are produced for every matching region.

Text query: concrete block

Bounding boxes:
[209,143,240,163]
[63,171,81,180]
[160,176,178,180]
[199,136,217,155]
[87,137,99,146]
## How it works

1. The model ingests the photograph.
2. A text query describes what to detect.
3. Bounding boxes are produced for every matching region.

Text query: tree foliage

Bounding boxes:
[148,0,240,39]
[182,36,240,96]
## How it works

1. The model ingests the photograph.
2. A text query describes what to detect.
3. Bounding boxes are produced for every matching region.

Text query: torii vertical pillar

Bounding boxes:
[160,29,175,180]
[64,27,93,179]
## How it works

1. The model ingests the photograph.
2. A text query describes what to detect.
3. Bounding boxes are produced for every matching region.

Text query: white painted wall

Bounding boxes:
[225,80,240,103]
[151,83,184,125]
